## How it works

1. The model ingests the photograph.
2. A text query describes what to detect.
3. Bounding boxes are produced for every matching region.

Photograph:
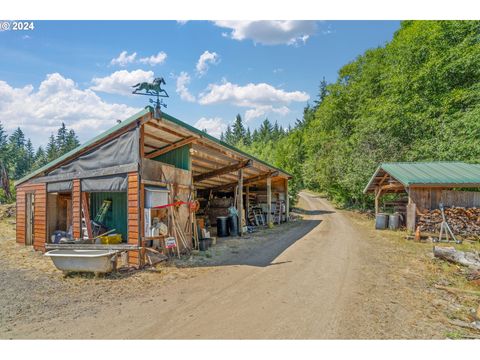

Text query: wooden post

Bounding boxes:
[238,169,243,235]
[285,178,289,222]
[245,185,250,224]
[267,175,272,226]
[374,186,381,215]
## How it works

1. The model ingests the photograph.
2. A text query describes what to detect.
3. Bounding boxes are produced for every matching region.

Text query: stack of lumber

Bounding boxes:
[418,207,480,239]
[206,197,233,225]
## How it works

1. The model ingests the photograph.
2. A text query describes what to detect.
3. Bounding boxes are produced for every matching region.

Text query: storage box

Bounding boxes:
[99,233,122,244]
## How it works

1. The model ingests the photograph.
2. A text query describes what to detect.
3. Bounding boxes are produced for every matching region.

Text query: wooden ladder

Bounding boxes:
[273,200,283,225]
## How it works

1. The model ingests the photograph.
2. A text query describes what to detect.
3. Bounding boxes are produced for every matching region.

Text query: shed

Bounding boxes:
[363,162,480,231]
[15,106,292,266]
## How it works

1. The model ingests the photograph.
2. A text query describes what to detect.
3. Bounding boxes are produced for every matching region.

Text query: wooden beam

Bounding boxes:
[145,136,196,159]
[145,120,186,139]
[206,171,278,192]
[144,131,173,144]
[194,160,251,182]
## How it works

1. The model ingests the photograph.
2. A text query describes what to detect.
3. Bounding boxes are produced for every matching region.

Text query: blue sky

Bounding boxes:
[0,20,400,146]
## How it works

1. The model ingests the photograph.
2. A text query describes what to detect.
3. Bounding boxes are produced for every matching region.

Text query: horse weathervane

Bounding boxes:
[132,77,169,118]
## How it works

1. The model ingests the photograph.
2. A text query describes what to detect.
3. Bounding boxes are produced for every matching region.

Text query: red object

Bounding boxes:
[153,200,199,212]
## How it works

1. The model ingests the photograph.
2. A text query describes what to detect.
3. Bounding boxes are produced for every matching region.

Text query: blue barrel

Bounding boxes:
[375,213,389,230]
[389,213,400,230]
[216,216,229,237]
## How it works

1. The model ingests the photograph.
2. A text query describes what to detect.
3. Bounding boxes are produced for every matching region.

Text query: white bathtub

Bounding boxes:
[45,249,118,273]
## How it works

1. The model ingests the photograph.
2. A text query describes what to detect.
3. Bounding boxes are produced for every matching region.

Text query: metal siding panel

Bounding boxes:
[152,144,190,171]
[89,192,128,242]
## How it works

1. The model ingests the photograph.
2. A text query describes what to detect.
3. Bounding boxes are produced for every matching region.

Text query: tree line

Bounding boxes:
[220,21,480,208]
[0,123,80,202]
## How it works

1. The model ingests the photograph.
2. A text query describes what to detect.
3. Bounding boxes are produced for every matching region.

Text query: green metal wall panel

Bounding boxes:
[152,144,190,170]
[89,192,127,242]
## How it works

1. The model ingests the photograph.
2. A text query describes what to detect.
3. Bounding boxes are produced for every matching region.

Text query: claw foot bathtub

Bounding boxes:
[45,249,118,274]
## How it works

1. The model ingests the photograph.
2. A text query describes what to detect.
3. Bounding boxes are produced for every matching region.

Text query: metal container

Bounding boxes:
[45,249,117,273]
[388,213,400,230]
[228,214,239,236]
[216,216,229,237]
[375,213,389,230]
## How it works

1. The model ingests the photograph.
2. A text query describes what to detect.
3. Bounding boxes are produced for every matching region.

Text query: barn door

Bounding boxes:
[25,193,35,246]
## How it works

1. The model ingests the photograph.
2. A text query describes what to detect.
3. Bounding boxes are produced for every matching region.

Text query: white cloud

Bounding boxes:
[245,106,290,122]
[194,117,227,138]
[175,72,196,102]
[0,73,139,146]
[196,51,220,77]
[139,51,167,66]
[90,69,154,96]
[213,21,317,46]
[199,81,309,107]
[199,80,308,122]
[110,51,137,66]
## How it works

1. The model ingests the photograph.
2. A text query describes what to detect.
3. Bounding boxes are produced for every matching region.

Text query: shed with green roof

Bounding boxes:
[364,162,480,231]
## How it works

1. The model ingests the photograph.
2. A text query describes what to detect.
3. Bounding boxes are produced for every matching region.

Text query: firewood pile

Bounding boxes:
[418,207,480,239]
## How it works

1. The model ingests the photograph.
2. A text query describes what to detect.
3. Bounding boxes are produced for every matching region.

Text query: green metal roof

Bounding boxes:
[364,161,480,193]
[16,106,291,186]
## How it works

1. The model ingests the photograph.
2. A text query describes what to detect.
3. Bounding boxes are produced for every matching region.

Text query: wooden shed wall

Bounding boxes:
[128,172,140,266]
[16,182,47,251]
[410,188,480,212]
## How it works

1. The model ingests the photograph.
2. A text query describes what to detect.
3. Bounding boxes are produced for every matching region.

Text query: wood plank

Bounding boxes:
[145,120,186,139]
[144,131,173,144]
[194,160,251,182]
[145,136,196,159]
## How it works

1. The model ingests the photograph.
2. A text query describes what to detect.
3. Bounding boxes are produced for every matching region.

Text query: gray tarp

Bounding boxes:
[47,181,72,193]
[49,127,139,176]
[81,175,128,192]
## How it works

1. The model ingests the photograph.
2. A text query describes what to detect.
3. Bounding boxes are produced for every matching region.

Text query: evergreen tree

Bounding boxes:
[56,122,68,152]
[46,134,58,162]
[8,127,28,179]
[25,139,35,172]
[314,77,328,108]
[244,127,252,146]
[33,146,47,170]
[258,119,273,141]
[231,114,246,145]
[64,129,80,153]
[224,125,234,145]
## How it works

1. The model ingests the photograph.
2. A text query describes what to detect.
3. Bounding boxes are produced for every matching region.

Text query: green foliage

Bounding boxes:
[0,121,81,202]
[236,21,480,208]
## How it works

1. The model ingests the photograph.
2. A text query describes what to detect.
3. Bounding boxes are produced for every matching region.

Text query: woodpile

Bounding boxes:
[418,207,480,239]
[206,197,233,225]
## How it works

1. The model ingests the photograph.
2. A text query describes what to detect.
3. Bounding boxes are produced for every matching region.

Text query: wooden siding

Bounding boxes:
[16,182,47,251]
[127,172,140,266]
[72,179,81,238]
[410,188,480,212]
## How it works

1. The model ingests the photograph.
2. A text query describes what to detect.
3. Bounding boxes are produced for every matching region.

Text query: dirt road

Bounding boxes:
[1,191,453,339]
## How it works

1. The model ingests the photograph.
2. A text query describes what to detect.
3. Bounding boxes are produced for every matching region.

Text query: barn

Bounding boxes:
[363,162,480,231]
[14,106,291,267]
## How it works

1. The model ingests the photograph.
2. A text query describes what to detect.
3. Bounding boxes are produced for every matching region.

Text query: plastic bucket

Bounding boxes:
[375,213,389,230]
